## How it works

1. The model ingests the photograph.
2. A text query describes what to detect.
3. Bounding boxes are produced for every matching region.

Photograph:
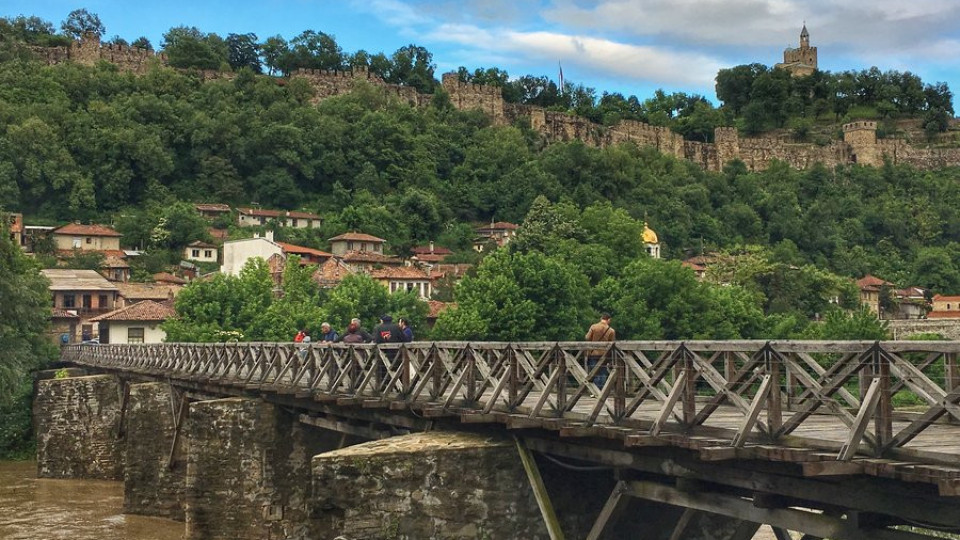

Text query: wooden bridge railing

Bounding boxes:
[61,340,960,463]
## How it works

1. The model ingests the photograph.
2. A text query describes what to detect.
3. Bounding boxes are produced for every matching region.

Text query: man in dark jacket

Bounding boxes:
[372,315,404,391]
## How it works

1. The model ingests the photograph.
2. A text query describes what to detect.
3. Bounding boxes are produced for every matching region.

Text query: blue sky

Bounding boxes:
[6,1,960,105]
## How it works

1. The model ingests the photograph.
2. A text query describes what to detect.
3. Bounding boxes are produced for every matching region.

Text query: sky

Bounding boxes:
[6,0,960,104]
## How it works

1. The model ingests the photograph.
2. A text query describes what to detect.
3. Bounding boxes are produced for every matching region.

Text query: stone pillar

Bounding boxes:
[123,382,186,520]
[34,374,123,480]
[184,398,340,540]
[310,431,549,539]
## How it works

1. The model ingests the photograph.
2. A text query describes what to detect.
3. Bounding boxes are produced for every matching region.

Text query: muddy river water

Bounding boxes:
[0,460,183,540]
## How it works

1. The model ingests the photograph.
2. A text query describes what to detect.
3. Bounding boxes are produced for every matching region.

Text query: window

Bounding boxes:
[347,241,354,250]
[192,249,200,257]
[98,295,108,308]
[204,250,213,258]
[82,295,92,309]
[291,219,298,227]
[127,328,145,344]
[63,294,76,308]
[360,242,367,252]
[73,237,81,248]
[85,237,92,244]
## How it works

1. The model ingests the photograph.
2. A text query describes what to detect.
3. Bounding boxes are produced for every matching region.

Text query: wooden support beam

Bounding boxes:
[732,374,772,448]
[167,391,188,470]
[585,481,628,540]
[650,370,687,437]
[839,377,882,461]
[771,527,793,540]
[515,437,565,540]
[622,480,938,540]
[298,413,396,440]
[666,507,697,540]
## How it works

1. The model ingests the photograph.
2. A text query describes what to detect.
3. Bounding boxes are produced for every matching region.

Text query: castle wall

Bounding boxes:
[25,37,960,175]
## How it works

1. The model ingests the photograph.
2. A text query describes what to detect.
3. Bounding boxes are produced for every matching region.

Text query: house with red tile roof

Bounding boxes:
[194,203,232,220]
[474,221,519,252]
[329,232,387,256]
[856,274,895,316]
[410,242,453,263]
[276,241,334,266]
[90,300,176,344]
[184,240,219,264]
[52,223,122,251]
[368,265,433,299]
[929,295,960,320]
[313,257,355,288]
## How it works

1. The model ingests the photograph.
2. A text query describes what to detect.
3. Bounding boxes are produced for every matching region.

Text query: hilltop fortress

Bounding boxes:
[28,34,960,173]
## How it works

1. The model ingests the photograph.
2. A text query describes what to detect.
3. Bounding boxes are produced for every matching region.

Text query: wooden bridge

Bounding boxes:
[61,340,960,540]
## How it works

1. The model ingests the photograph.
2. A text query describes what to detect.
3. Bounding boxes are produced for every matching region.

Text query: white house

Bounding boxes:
[184,240,219,263]
[90,300,175,344]
[220,232,282,276]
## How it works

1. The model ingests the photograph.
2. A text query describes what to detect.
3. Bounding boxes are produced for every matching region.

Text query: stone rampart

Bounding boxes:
[34,374,123,480]
[25,36,960,173]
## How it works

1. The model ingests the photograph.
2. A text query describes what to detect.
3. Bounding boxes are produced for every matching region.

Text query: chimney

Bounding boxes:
[266,230,275,242]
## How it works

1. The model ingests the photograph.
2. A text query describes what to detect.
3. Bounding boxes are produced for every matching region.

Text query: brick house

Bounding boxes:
[41,269,120,341]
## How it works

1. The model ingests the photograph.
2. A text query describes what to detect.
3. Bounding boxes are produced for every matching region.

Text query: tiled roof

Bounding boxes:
[431,263,473,278]
[194,203,231,212]
[116,282,181,301]
[277,242,333,259]
[927,311,960,319]
[329,232,386,243]
[411,245,453,255]
[102,255,130,269]
[477,221,518,231]
[187,240,217,248]
[41,269,118,291]
[53,223,122,237]
[342,251,402,265]
[52,308,79,319]
[285,210,321,220]
[427,300,454,319]
[153,272,187,285]
[238,207,283,218]
[368,266,432,280]
[933,294,960,302]
[413,253,448,263]
[857,274,894,291]
[313,257,355,286]
[208,228,229,242]
[90,300,176,322]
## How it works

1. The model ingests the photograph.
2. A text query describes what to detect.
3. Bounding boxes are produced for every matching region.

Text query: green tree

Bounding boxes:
[60,8,105,39]
[0,221,56,457]
[226,33,261,73]
[161,26,228,69]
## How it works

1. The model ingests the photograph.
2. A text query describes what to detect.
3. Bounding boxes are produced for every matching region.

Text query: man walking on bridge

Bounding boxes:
[585,313,615,387]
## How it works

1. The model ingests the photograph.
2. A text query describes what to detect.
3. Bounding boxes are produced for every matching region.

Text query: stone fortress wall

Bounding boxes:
[30,36,960,173]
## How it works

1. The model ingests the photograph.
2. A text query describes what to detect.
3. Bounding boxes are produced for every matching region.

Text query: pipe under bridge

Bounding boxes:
[48,340,960,539]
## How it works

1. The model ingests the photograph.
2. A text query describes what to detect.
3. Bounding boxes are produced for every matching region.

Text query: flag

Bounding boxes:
[558,61,564,95]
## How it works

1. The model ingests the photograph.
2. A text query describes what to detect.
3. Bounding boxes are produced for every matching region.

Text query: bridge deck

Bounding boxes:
[62,340,960,494]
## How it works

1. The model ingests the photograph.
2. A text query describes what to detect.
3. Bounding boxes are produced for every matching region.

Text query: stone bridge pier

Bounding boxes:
[35,372,770,539]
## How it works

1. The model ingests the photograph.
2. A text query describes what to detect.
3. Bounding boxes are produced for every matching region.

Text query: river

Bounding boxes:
[0,461,183,540]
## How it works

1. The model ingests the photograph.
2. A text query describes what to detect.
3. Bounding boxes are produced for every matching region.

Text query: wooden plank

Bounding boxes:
[585,481,628,540]
[802,461,865,477]
[298,413,394,439]
[839,377,882,461]
[515,437,565,540]
[650,370,687,437]
[733,374,772,448]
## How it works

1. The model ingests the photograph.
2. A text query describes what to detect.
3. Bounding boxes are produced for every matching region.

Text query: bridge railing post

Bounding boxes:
[765,344,782,434]
[613,344,625,422]
[874,343,893,452]
[681,345,696,425]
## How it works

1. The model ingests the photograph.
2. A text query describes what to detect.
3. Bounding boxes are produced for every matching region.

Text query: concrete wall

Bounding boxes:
[889,319,960,340]
[103,321,166,344]
[52,234,121,251]
[34,375,123,480]
[220,237,282,276]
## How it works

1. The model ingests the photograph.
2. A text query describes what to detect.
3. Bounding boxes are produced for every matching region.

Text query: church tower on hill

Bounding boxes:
[775,24,818,77]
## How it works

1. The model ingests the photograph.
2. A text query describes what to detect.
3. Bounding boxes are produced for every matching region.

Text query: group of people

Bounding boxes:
[294,315,414,345]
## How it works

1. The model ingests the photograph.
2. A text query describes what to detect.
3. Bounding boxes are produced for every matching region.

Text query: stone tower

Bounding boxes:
[775,24,818,77]
[843,121,880,167]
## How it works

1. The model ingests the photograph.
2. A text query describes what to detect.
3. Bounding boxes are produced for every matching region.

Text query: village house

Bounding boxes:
[410,242,453,264]
[329,232,386,255]
[99,250,131,282]
[929,295,960,320]
[90,300,176,344]
[369,266,433,300]
[856,275,894,317]
[51,223,122,251]
[893,287,929,320]
[276,242,334,266]
[221,232,283,275]
[153,272,188,285]
[50,308,79,344]
[184,240,219,264]
[41,269,120,342]
[313,257,355,288]
[194,203,232,220]
[473,221,518,252]
[237,208,322,229]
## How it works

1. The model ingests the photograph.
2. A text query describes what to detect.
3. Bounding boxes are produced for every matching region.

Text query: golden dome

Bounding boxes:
[642,223,658,244]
